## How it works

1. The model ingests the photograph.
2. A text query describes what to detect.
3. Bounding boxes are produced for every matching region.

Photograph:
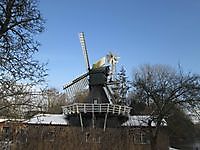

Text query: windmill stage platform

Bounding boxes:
[62,103,131,116]
[62,103,131,130]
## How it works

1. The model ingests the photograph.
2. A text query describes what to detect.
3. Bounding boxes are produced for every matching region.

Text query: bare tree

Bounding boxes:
[131,64,200,150]
[0,83,45,118]
[0,0,47,113]
[42,88,68,114]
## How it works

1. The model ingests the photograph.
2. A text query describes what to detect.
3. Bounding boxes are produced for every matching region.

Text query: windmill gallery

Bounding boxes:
[0,33,169,150]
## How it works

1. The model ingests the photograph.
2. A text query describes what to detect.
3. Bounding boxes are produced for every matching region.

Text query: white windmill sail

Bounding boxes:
[63,73,89,99]
[106,52,120,81]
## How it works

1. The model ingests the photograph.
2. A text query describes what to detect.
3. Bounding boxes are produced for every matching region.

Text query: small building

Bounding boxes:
[0,118,25,150]
[0,119,25,141]
[122,115,169,150]
[7,114,169,150]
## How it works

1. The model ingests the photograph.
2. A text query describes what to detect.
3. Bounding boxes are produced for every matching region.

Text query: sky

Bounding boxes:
[36,0,200,91]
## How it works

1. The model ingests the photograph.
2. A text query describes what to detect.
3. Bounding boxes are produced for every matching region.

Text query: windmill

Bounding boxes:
[63,32,111,104]
[62,32,131,131]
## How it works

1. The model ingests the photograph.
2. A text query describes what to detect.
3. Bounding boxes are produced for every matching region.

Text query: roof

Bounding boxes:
[25,114,68,125]
[188,113,200,124]
[122,115,167,127]
[0,119,7,123]
[25,114,167,127]
[0,119,25,123]
[169,147,179,150]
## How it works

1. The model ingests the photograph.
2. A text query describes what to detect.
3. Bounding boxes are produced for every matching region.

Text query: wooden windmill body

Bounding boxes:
[62,32,131,131]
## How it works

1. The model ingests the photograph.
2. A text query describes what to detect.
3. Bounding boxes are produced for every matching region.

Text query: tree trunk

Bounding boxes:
[150,136,158,150]
[148,120,159,150]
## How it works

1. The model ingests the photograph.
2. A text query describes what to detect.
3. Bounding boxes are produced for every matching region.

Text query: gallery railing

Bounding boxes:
[62,103,131,116]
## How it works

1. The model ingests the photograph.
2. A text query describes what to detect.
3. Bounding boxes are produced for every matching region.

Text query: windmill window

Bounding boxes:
[16,129,28,144]
[3,127,9,133]
[2,126,12,139]
[134,133,150,144]
[93,99,98,104]
[44,131,55,142]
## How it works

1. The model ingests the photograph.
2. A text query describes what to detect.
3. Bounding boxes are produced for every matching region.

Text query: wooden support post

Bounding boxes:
[92,110,95,128]
[104,112,108,131]
[79,113,84,132]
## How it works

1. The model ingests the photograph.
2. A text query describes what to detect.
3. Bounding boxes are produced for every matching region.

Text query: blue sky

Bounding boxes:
[37,0,200,90]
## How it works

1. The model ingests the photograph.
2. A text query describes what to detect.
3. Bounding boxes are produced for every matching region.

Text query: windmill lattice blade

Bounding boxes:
[63,73,89,89]
[64,74,89,99]
[79,32,90,71]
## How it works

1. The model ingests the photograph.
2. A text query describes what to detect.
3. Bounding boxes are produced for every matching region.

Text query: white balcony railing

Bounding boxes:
[62,103,131,116]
